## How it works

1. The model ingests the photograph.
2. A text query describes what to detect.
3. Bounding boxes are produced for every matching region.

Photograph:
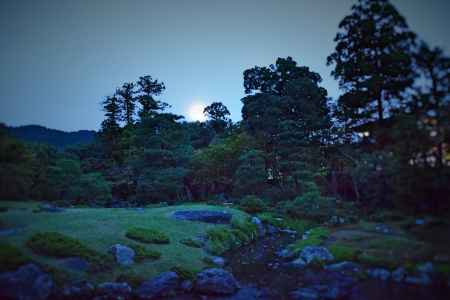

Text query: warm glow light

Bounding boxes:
[187,102,207,122]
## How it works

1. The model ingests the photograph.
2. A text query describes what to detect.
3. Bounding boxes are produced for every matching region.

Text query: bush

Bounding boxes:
[357,252,399,269]
[26,232,112,271]
[127,243,161,261]
[239,195,266,213]
[126,227,170,244]
[283,191,336,222]
[0,242,30,272]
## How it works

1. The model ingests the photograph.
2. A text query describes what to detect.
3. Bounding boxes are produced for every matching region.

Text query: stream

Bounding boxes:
[219,232,450,300]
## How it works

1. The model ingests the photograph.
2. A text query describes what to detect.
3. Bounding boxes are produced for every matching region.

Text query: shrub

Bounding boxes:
[283,192,336,222]
[180,238,203,248]
[125,227,170,244]
[127,243,161,261]
[239,195,266,213]
[0,242,30,272]
[26,232,112,271]
[357,252,398,269]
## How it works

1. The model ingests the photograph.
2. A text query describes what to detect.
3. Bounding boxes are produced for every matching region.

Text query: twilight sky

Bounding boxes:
[1,0,449,131]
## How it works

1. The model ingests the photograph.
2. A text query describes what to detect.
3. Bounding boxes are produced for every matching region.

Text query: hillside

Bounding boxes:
[7,125,96,149]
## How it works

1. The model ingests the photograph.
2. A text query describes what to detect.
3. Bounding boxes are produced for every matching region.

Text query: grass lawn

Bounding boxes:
[0,201,249,284]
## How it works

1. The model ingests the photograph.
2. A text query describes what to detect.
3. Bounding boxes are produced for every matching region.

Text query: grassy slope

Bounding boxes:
[0,201,248,283]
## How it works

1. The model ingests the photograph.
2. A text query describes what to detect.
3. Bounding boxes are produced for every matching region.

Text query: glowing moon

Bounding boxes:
[187,102,207,122]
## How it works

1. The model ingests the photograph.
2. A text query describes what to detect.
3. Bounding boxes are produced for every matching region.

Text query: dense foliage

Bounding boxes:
[1,0,449,216]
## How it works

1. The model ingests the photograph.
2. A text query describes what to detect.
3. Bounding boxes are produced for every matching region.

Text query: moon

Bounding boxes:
[187,102,207,122]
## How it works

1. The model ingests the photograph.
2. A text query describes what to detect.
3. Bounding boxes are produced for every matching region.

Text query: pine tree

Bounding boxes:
[116,82,136,126]
[327,0,416,129]
[136,75,167,119]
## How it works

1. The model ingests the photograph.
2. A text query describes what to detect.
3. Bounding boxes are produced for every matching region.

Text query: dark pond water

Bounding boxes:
[220,233,450,300]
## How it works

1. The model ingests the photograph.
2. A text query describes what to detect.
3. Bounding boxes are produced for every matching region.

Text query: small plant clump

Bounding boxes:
[289,226,330,254]
[125,227,170,244]
[329,244,360,261]
[171,265,198,280]
[26,232,112,272]
[127,243,161,261]
[206,218,258,255]
[180,238,203,248]
[0,242,31,272]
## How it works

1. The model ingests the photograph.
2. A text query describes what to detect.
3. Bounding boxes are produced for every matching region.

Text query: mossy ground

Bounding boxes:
[0,201,248,284]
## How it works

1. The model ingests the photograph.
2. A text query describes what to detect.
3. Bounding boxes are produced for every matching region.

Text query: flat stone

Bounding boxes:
[38,203,65,213]
[172,210,232,224]
[210,256,226,267]
[325,261,362,275]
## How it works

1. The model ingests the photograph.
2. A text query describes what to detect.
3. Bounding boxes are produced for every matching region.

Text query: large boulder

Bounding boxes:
[110,244,135,266]
[172,210,232,224]
[95,282,132,300]
[0,264,54,300]
[194,268,239,295]
[298,246,334,264]
[135,271,179,299]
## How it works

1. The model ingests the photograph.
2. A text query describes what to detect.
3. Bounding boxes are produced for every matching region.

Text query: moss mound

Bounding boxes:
[27,232,112,271]
[126,227,170,244]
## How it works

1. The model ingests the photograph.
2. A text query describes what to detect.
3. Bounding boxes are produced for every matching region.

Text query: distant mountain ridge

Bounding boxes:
[7,125,96,149]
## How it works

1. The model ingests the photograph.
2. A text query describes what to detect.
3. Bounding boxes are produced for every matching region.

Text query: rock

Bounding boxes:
[180,280,193,292]
[290,287,320,300]
[375,223,392,234]
[62,280,95,299]
[280,229,297,236]
[39,203,65,213]
[325,261,362,276]
[299,246,334,264]
[172,210,232,224]
[195,268,239,295]
[110,244,135,266]
[135,271,179,299]
[415,219,425,225]
[405,273,432,286]
[0,263,54,300]
[60,257,89,272]
[416,262,433,273]
[290,257,307,268]
[367,268,391,281]
[209,256,226,267]
[95,282,131,300]
[276,248,296,260]
[251,217,265,237]
[266,224,278,235]
[392,267,407,282]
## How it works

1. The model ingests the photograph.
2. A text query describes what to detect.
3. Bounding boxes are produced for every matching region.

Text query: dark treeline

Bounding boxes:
[1,0,449,215]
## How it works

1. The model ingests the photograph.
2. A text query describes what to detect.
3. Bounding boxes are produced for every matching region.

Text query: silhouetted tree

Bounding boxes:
[116,82,136,126]
[203,102,231,133]
[327,0,416,130]
[136,75,168,119]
